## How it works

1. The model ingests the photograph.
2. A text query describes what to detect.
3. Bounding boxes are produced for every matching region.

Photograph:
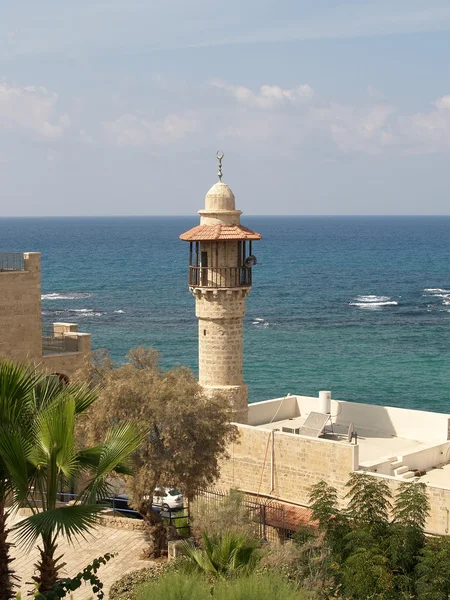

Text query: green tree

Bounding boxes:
[308,480,339,532]
[416,536,450,600]
[0,364,144,594]
[342,546,394,600]
[76,347,239,556]
[308,480,349,559]
[389,482,430,582]
[345,472,392,533]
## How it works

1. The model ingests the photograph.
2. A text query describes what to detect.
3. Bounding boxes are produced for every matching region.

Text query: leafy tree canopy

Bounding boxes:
[76,347,239,515]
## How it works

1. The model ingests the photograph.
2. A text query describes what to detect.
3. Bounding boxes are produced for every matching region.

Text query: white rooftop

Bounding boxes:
[249,393,450,482]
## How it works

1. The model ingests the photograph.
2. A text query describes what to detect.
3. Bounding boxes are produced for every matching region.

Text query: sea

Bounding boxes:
[1,216,450,413]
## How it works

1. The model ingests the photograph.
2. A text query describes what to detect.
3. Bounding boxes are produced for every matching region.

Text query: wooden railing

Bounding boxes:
[189,266,252,288]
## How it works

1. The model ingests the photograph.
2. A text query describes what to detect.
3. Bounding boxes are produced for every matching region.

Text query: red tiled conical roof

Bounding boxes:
[180,224,262,241]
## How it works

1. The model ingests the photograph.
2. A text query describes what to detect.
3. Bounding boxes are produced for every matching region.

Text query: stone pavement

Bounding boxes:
[9,513,150,599]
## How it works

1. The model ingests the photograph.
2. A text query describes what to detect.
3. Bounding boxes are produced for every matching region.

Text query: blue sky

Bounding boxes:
[1,1,450,216]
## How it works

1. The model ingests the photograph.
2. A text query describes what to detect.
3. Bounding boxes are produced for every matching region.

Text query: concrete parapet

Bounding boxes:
[53,322,79,334]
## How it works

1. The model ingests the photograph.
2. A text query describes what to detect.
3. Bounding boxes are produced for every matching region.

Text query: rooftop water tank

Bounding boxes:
[319,390,331,414]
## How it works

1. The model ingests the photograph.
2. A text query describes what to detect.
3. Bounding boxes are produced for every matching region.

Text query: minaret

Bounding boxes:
[180,153,261,423]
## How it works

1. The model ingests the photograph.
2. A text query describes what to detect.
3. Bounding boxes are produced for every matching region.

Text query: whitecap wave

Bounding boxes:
[252,318,270,327]
[114,309,125,314]
[67,308,102,317]
[355,295,391,303]
[41,292,92,301]
[349,301,398,308]
[424,288,450,294]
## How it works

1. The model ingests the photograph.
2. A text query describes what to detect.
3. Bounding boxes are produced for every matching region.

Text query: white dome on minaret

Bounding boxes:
[205,182,236,212]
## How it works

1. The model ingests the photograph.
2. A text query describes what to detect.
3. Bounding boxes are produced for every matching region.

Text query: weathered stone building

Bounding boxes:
[0,251,90,379]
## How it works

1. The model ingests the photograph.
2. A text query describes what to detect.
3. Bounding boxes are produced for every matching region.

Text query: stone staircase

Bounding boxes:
[391,457,416,480]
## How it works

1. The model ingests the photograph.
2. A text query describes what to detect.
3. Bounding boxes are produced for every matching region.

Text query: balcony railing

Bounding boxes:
[42,329,79,355]
[0,252,24,272]
[189,266,252,288]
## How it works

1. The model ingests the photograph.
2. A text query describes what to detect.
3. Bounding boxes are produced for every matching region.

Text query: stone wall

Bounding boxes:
[0,253,42,361]
[219,425,450,536]
[219,424,358,506]
[195,288,249,422]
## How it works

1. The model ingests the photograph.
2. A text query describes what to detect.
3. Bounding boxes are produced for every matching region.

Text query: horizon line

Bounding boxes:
[2,214,450,219]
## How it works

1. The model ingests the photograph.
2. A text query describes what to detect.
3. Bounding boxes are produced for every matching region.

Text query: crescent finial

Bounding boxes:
[216,151,224,181]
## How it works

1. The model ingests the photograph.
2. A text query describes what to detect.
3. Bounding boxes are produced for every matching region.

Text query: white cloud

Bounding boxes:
[104,112,199,146]
[400,97,450,154]
[434,95,450,111]
[0,82,69,139]
[212,79,450,156]
[211,80,314,109]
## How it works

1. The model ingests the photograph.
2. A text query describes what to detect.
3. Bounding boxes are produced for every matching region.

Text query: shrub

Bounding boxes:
[136,571,312,600]
[213,572,313,600]
[181,531,261,579]
[190,489,258,540]
[259,541,302,581]
[136,571,210,600]
[109,564,169,600]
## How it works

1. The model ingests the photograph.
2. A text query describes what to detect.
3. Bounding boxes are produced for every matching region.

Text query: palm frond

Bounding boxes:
[0,425,33,502]
[31,397,78,478]
[80,422,145,503]
[13,504,103,552]
[0,361,41,423]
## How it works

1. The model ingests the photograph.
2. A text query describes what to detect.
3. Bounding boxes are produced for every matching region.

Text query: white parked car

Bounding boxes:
[152,487,184,511]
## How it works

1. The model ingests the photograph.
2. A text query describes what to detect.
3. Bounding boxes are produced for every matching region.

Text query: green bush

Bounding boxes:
[109,564,170,600]
[136,571,210,600]
[214,573,312,600]
[136,571,311,600]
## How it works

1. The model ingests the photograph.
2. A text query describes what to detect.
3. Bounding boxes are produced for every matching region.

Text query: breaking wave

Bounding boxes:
[113,309,125,314]
[350,294,398,309]
[424,288,450,295]
[355,295,391,303]
[251,317,270,327]
[350,301,398,308]
[67,308,102,317]
[41,292,92,301]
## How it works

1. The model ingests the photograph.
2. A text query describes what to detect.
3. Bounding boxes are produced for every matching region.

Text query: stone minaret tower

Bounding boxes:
[180,154,261,423]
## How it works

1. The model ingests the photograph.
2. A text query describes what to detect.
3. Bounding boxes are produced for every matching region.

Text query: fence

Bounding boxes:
[189,266,252,288]
[0,252,24,272]
[194,489,294,543]
[42,326,79,354]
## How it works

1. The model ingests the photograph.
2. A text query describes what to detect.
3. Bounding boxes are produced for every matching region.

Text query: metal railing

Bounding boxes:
[0,252,24,272]
[42,327,79,354]
[195,489,289,543]
[189,266,252,288]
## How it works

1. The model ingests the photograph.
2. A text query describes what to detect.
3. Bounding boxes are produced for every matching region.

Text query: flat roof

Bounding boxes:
[260,416,431,465]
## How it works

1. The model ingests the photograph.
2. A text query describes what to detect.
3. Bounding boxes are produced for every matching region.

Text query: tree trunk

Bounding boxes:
[138,500,168,559]
[0,499,17,600]
[33,534,66,592]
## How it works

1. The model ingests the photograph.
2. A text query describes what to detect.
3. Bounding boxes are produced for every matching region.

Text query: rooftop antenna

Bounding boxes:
[216,150,224,182]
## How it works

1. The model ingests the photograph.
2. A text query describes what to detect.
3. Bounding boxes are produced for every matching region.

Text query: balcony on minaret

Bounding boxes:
[180,230,261,289]
[180,179,261,290]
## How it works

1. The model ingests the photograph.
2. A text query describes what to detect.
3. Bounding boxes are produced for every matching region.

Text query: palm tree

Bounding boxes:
[182,532,261,580]
[0,361,42,600]
[0,362,145,594]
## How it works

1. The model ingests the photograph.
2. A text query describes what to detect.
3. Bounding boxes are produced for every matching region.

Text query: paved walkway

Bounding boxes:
[9,513,150,599]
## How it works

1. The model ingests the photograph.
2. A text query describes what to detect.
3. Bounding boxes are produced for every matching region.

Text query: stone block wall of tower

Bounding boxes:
[0,252,42,361]
[0,251,91,380]
[195,288,249,421]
